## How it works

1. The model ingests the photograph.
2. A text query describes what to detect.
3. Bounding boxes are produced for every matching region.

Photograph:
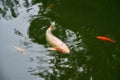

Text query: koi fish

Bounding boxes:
[14,46,25,54]
[97,36,116,43]
[46,23,70,54]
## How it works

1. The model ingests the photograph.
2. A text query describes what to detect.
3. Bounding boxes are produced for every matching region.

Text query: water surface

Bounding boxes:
[0,0,120,80]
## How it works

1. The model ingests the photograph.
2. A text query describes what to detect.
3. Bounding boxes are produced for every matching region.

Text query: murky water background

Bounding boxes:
[0,0,120,80]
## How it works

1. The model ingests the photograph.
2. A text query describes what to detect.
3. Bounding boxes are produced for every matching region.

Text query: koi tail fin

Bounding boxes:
[51,21,55,26]
[49,22,56,31]
[109,39,117,43]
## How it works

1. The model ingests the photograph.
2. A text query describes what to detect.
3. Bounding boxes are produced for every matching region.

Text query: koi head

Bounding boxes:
[97,36,106,40]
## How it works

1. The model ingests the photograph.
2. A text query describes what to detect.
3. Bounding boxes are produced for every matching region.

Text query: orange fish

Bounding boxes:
[97,36,116,43]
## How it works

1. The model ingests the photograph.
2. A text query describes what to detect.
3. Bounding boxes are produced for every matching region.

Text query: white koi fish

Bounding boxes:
[14,46,25,54]
[46,23,70,54]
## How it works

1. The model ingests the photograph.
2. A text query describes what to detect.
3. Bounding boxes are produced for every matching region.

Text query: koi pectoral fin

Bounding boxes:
[48,47,57,51]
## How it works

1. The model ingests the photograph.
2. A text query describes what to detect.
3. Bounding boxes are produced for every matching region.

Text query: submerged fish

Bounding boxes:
[97,36,116,43]
[46,23,70,54]
[47,3,54,9]
[14,46,25,53]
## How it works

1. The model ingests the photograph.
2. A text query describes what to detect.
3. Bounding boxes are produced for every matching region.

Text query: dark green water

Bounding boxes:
[0,0,120,80]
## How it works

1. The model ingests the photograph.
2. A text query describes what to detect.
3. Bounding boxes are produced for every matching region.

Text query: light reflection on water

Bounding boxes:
[27,25,89,79]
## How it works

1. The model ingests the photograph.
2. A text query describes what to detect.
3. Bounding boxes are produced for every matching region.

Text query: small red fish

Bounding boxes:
[97,36,116,43]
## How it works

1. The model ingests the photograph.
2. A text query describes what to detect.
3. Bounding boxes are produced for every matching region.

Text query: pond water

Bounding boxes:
[0,0,120,80]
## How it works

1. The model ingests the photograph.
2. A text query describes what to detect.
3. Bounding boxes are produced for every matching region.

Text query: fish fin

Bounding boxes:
[109,39,117,43]
[51,22,55,26]
[48,47,57,51]
[50,22,56,30]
